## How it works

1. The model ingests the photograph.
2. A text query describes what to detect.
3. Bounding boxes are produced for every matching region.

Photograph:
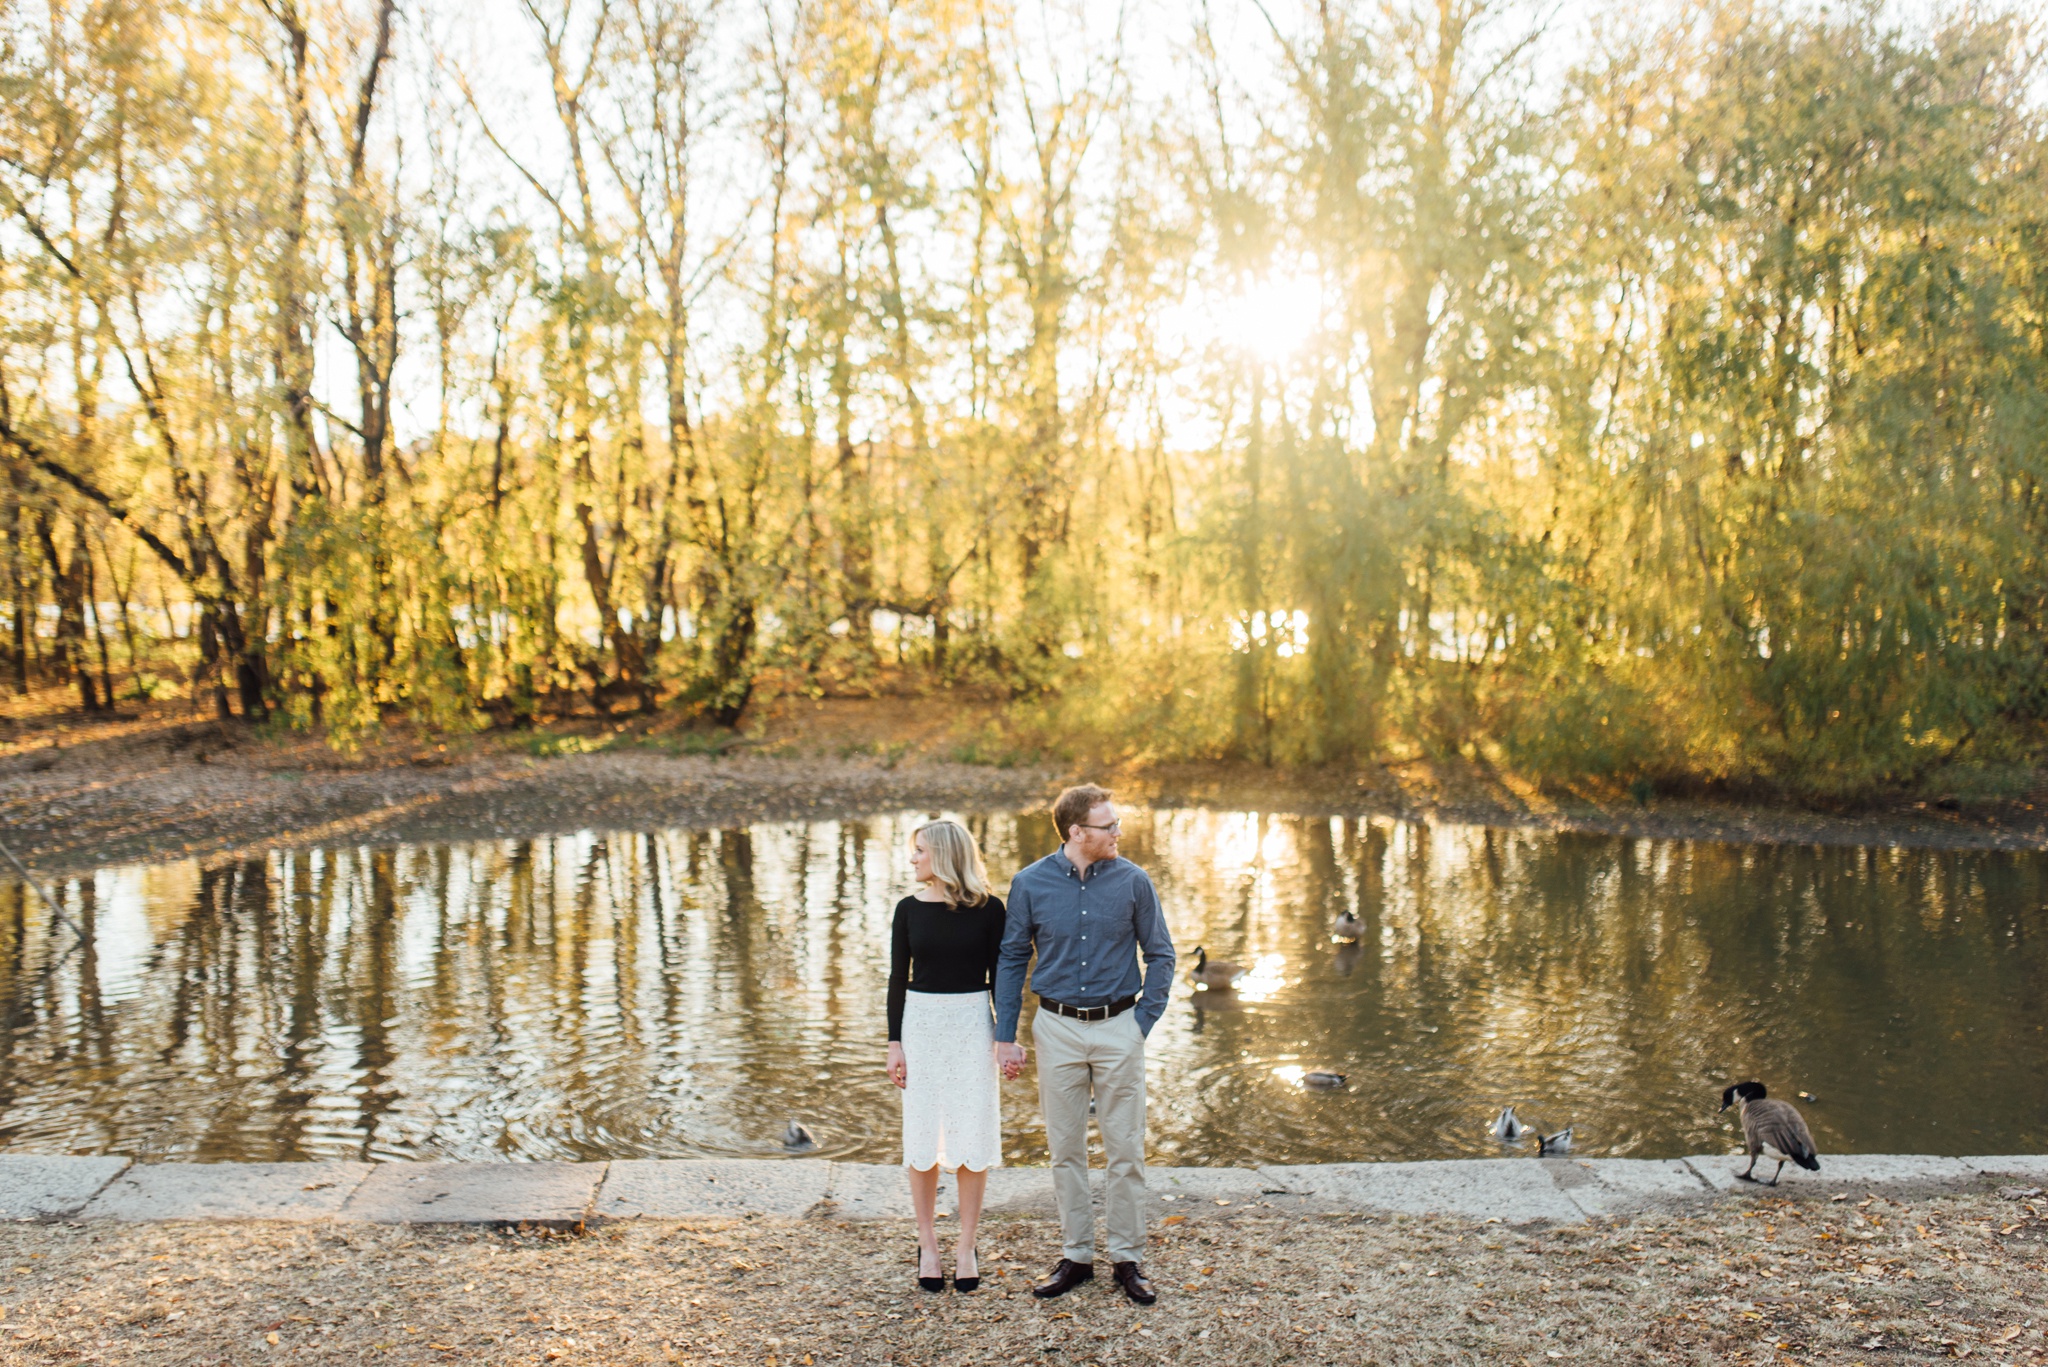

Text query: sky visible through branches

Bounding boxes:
[2,0,2044,798]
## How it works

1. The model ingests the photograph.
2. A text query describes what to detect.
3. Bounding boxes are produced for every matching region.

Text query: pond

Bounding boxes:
[3,809,2045,1166]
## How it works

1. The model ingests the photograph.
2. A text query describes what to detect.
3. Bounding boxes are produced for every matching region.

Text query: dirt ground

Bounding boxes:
[0,1188,2043,1366]
[3,688,2046,878]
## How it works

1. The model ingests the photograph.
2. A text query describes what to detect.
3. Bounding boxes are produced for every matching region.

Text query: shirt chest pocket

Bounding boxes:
[1064,894,1128,955]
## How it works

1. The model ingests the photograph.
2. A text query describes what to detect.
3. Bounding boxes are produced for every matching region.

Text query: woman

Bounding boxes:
[886,819,1006,1293]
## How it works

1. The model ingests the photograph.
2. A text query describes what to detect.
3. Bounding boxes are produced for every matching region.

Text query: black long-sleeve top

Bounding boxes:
[886,894,1008,1042]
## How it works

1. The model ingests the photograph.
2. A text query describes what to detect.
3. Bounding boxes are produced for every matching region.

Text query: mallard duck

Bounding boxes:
[1189,946,1245,990]
[1720,1081,1819,1186]
[1536,1127,1574,1155]
[783,1120,817,1151]
[1492,1106,1527,1142]
[1301,1070,1348,1089]
[1331,911,1363,942]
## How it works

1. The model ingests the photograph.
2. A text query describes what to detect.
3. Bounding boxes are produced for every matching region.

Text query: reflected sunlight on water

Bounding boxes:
[2,809,2046,1165]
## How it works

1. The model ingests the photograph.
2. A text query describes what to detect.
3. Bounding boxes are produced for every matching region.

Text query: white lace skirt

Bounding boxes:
[900,990,1003,1172]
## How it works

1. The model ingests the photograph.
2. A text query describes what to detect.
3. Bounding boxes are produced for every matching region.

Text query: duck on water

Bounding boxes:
[1189,946,1245,990]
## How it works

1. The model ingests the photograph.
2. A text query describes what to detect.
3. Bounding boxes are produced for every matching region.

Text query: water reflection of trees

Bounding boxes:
[1147,816,2048,1159]
[0,817,999,1160]
[0,813,2043,1163]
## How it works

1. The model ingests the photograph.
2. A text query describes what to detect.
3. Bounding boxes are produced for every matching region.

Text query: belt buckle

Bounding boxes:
[1080,1004,1107,1022]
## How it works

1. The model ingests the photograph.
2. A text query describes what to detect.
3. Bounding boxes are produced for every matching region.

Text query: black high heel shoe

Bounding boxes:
[916,1243,945,1294]
[952,1245,980,1294]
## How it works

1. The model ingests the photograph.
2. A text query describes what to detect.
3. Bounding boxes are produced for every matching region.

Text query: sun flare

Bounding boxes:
[1217,275,1324,362]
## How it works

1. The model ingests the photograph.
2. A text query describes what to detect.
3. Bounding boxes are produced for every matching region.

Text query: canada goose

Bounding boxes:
[1301,1071,1348,1089]
[1492,1106,1527,1142]
[1536,1127,1574,1155]
[1331,911,1363,942]
[1189,946,1245,990]
[1719,1081,1819,1186]
[782,1120,817,1151]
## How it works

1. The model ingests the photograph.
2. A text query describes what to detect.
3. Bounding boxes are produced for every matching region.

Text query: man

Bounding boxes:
[995,784,1176,1306]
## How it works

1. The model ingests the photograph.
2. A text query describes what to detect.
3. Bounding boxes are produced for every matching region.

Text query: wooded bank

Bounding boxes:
[3,0,2044,799]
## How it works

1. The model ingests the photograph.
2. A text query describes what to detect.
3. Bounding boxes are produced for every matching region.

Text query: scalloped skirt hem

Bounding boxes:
[903,1159,1001,1174]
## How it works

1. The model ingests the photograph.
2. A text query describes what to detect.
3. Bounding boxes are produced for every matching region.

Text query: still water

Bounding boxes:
[3,810,2045,1166]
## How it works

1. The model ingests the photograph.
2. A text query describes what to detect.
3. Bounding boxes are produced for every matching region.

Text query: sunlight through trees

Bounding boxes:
[2,0,2043,796]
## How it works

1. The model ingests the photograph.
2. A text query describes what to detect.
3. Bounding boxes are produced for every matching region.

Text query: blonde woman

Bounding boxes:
[886,819,1006,1293]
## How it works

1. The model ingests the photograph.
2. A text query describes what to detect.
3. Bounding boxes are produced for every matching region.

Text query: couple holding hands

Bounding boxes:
[884,784,1175,1304]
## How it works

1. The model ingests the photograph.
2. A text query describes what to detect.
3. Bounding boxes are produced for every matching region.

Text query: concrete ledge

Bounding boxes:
[342,1161,604,1227]
[0,1155,131,1220]
[1550,1158,1713,1218]
[1966,1156,2048,1183]
[823,1160,920,1218]
[2,1153,2036,1227]
[598,1159,832,1220]
[1151,1166,1278,1208]
[82,1162,372,1221]
[1685,1152,1976,1194]
[1258,1159,1584,1224]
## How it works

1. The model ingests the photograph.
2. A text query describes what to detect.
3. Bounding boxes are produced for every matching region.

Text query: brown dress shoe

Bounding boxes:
[1032,1258,1095,1298]
[1112,1261,1157,1306]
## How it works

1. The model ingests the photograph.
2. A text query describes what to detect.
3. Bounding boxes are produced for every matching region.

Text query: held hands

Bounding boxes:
[995,1041,1027,1081]
[886,1041,908,1089]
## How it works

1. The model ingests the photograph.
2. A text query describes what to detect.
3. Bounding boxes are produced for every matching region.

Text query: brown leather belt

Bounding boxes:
[1038,993,1138,1022]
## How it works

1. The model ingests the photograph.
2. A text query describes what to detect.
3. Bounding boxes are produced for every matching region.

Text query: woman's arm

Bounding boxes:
[981,897,1006,987]
[886,901,910,1087]
[887,901,911,1043]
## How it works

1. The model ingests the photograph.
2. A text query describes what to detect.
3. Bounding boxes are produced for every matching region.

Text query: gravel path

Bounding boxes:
[2,1190,2044,1365]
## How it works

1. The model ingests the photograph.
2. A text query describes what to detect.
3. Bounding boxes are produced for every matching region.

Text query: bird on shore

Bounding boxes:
[1536,1127,1574,1155]
[1301,1070,1348,1089]
[782,1120,816,1152]
[1492,1106,1527,1142]
[1189,946,1245,990]
[1720,1081,1819,1186]
[1331,911,1363,942]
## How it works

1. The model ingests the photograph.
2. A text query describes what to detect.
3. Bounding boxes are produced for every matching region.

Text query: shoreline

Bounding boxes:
[5,1152,2044,1228]
[4,702,2047,878]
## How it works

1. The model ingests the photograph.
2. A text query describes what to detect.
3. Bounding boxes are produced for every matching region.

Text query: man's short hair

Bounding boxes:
[1053,784,1113,842]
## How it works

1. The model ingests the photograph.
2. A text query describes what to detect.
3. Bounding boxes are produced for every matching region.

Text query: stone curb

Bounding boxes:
[2,1153,2041,1228]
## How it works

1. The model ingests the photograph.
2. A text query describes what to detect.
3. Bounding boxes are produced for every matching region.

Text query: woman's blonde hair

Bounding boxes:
[912,820,992,907]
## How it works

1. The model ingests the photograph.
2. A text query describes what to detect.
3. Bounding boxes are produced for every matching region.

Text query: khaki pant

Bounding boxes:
[1033,1007,1148,1265]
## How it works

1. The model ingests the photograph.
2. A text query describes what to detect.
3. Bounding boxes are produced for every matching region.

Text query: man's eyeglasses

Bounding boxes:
[1075,819,1122,834]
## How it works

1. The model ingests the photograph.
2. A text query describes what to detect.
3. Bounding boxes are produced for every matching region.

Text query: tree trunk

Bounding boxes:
[34,511,102,711]
[5,495,27,694]
[84,529,115,708]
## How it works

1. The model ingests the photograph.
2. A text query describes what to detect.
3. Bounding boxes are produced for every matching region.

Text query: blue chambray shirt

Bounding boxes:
[994,849,1177,1041]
